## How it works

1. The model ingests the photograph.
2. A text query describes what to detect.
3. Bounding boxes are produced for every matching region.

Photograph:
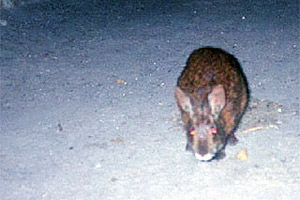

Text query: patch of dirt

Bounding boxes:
[238,98,283,132]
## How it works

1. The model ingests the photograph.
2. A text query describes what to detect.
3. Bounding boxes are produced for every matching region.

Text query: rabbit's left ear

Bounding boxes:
[208,85,226,118]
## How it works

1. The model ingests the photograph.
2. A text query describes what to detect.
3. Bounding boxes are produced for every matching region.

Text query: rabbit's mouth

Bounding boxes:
[194,146,224,161]
[194,152,215,161]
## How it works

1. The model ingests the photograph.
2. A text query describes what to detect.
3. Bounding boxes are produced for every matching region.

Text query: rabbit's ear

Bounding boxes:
[175,87,193,113]
[208,85,226,118]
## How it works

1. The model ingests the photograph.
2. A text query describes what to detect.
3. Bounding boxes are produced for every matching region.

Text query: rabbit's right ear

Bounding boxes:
[208,84,226,118]
[175,87,192,113]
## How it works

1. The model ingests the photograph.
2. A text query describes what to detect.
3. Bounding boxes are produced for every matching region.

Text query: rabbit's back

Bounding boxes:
[177,47,248,135]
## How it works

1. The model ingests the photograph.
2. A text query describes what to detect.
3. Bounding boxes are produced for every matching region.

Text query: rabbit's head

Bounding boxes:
[175,85,227,161]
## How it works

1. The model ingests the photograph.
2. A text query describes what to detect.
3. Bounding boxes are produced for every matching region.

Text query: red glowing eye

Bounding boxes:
[189,128,196,135]
[211,127,217,135]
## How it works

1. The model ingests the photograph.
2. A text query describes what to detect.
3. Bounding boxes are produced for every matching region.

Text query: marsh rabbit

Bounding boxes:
[175,47,249,161]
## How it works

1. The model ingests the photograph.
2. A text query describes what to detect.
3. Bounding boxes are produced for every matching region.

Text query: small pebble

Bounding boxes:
[0,19,7,26]
[95,163,102,169]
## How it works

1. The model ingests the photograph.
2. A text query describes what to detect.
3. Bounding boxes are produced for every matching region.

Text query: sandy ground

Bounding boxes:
[0,0,299,199]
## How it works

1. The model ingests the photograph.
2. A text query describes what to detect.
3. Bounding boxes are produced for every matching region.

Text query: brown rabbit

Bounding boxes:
[175,47,249,161]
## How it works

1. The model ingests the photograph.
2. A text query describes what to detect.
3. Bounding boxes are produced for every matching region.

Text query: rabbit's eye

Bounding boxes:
[189,128,196,136]
[211,127,217,135]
